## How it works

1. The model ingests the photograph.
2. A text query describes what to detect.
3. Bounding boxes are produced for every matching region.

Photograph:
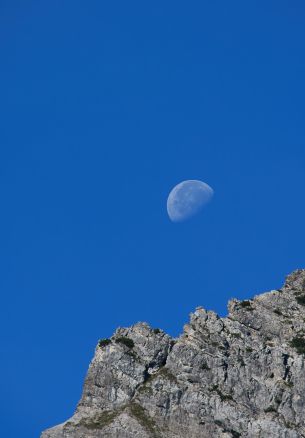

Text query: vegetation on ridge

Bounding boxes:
[239,300,254,310]
[98,338,111,348]
[115,336,135,349]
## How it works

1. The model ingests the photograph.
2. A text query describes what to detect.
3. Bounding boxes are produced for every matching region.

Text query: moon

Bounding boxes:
[167,180,214,222]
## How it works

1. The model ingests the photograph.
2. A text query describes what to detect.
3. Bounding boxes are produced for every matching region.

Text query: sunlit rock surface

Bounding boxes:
[41,270,305,437]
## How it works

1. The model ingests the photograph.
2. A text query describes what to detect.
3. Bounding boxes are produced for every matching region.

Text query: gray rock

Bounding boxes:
[41,269,305,437]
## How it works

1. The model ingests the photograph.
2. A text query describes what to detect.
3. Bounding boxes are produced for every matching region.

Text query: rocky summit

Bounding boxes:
[41,270,305,438]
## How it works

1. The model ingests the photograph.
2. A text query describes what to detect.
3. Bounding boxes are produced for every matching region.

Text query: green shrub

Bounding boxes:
[115,336,134,349]
[98,338,111,348]
[153,328,161,334]
[240,300,253,310]
[296,295,305,306]
[290,336,305,354]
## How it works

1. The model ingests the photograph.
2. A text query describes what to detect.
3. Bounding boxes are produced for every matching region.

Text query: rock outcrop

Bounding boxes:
[41,269,305,437]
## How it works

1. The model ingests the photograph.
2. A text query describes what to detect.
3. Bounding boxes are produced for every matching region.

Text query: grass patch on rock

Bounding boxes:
[78,410,120,430]
[129,403,160,437]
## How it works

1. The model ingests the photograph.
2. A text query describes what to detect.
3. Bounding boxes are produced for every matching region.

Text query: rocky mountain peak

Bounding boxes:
[41,269,305,437]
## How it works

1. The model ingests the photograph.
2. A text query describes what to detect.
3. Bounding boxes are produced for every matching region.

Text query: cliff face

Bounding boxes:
[41,270,305,438]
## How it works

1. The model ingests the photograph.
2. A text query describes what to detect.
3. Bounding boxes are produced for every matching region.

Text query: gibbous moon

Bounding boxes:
[167,180,214,222]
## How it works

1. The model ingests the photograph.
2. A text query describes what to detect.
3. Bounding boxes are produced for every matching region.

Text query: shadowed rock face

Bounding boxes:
[41,270,305,438]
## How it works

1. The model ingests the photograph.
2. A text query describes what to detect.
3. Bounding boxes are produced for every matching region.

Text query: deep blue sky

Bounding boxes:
[1,1,305,437]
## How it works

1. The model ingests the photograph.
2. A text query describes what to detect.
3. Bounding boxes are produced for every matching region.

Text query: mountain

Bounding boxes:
[41,269,305,437]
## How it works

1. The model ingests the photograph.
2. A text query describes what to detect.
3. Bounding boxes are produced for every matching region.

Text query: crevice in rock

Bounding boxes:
[222,359,229,382]
[282,353,291,381]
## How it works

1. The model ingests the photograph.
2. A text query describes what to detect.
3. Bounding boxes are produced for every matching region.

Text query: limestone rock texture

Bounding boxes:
[41,270,305,438]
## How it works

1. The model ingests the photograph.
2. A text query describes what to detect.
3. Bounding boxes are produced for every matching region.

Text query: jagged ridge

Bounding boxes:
[41,270,305,438]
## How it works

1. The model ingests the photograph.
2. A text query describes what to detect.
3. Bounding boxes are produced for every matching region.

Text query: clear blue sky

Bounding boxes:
[1,1,305,437]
